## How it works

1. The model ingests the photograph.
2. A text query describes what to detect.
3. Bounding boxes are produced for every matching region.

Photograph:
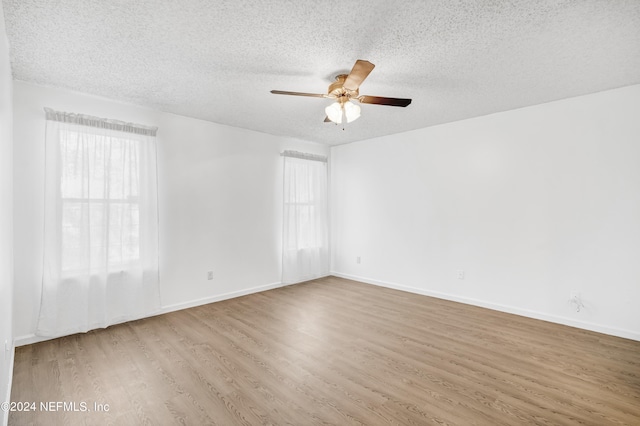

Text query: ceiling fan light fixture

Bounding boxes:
[325,101,343,124]
[325,100,361,124]
[344,101,361,123]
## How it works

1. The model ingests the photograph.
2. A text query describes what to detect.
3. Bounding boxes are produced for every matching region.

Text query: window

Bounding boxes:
[38,108,160,337]
[60,129,142,272]
[284,159,322,250]
[282,151,329,283]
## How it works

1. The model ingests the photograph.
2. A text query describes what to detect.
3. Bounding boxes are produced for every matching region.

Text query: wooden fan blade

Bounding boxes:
[324,116,332,123]
[358,95,412,107]
[270,90,328,98]
[343,60,375,91]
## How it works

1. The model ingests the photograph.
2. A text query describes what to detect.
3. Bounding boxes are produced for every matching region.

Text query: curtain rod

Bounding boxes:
[280,150,328,163]
[44,107,158,137]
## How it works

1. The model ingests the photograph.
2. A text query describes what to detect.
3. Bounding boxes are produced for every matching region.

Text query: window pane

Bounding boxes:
[61,201,84,271]
[60,128,143,272]
[60,130,140,201]
[60,130,86,199]
[107,202,140,265]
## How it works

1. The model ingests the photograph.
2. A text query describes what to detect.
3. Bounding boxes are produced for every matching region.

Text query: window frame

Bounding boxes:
[57,128,145,275]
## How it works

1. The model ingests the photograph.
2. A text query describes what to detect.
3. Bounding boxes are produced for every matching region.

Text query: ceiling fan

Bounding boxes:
[271,60,411,124]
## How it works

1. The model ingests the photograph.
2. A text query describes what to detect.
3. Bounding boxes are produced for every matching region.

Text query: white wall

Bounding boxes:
[0,2,14,423]
[331,85,640,340]
[12,81,328,343]
[11,79,640,348]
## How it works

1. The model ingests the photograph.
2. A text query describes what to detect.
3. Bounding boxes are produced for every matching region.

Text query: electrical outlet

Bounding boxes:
[356,256,361,264]
[4,340,9,360]
[207,271,213,280]
[457,270,465,280]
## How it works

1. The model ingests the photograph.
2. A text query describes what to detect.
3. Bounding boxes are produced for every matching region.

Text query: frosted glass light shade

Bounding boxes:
[325,102,343,124]
[343,101,361,123]
[325,101,361,124]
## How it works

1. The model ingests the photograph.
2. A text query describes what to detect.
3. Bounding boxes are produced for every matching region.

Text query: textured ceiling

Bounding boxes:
[3,0,640,145]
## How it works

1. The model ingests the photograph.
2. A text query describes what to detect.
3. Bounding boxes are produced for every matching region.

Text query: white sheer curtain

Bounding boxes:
[37,108,161,337]
[282,151,329,284]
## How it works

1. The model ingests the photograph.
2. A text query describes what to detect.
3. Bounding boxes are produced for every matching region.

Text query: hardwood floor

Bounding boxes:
[9,276,640,425]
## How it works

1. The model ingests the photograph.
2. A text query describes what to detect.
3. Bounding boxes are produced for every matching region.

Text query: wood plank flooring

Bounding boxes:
[9,276,640,425]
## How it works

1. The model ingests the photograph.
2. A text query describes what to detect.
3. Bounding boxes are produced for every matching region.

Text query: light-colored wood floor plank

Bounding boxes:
[10,276,640,425]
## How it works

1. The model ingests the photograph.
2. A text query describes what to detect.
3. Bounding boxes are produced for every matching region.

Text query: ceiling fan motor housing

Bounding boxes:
[329,74,358,102]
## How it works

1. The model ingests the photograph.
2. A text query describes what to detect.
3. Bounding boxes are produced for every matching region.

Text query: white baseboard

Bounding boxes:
[331,271,640,342]
[14,333,43,347]
[14,281,287,348]
[157,281,285,315]
[3,345,14,426]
